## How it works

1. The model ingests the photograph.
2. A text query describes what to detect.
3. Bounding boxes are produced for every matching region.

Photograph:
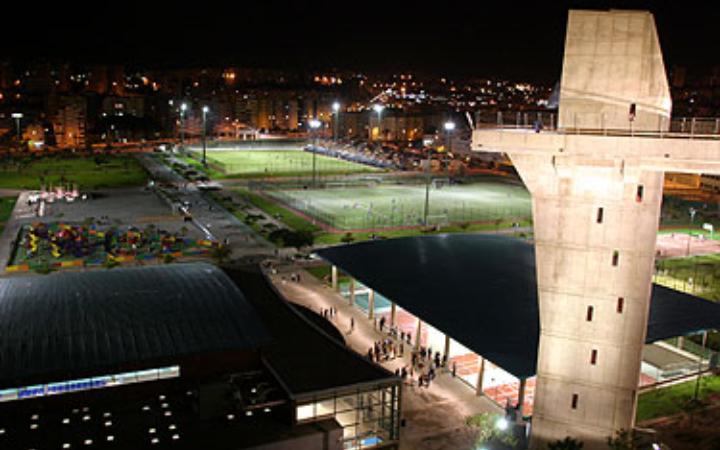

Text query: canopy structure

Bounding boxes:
[0,263,270,387]
[316,234,720,378]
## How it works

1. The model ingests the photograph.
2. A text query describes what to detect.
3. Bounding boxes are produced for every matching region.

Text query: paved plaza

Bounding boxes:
[266,263,504,450]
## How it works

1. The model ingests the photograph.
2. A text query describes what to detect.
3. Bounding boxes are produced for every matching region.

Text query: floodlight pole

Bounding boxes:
[423,157,431,226]
[179,103,187,148]
[312,130,317,187]
[12,113,23,148]
[309,119,321,188]
[201,106,209,167]
[332,102,340,144]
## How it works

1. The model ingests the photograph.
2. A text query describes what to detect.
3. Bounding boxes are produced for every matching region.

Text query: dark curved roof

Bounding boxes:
[0,263,270,387]
[225,267,395,397]
[316,234,720,378]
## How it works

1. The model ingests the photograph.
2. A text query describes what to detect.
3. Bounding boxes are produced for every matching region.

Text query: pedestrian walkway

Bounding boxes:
[267,263,502,450]
[136,154,273,257]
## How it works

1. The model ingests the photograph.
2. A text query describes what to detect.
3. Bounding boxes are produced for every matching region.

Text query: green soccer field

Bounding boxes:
[267,179,532,230]
[189,149,380,177]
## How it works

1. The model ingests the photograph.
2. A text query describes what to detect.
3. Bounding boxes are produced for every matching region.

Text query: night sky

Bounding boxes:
[4,0,719,80]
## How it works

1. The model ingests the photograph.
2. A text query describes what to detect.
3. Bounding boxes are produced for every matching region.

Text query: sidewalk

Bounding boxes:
[267,263,502,450]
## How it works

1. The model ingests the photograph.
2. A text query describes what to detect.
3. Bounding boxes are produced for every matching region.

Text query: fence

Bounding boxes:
[475,110,720,139]
[265,189,530,231]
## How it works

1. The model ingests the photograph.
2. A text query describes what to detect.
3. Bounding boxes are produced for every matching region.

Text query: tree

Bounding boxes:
[466,413,518,448]
[210,244,232,264]
[548,437,584,450]
[607,429,637,450]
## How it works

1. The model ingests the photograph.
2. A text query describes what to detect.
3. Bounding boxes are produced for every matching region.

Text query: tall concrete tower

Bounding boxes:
[473,9,720,449]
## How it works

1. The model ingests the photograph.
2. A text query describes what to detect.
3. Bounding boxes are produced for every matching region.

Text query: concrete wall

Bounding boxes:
[558,10,671,132]
[512,152,663,449]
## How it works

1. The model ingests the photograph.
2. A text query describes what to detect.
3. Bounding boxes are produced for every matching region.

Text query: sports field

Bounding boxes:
[267,179,531,230]
[188,148,379,177]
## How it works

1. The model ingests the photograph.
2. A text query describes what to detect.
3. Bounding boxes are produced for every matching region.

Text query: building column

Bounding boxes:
[331,265,338,292]
[475,357,486,396]
[349,278,355,306]
[508,153,665,449]
[414,318,422,351]
[677,336,685,350]
[444,334,451,360]
[390,302,397,327]
[517,377,527,419]
[368,289,375,320]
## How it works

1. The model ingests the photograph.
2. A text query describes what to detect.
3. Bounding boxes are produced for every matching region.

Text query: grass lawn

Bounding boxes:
[189,149,379,178]
[0,196,16,234]
[637,376,720,422]
[268,179,531,230]
[0,156,147,190]
[229,185,531,246]
[237,189,322,233]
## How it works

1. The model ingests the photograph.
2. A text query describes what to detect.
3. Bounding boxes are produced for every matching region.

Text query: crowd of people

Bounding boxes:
[366,315,452,389]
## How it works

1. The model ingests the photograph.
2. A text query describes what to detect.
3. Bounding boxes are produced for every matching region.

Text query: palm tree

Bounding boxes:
[210,245,232,265]
[548,437,584,450]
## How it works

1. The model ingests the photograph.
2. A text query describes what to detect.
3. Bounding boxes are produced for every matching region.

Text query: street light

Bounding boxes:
[495,417,509,431]
[201,106,209,167]
[443,120,456,175]
[332,102,341,144]
[373,104,384,141]
[11,113,23,144]
[309,119,322,187]
[179,103,187,148]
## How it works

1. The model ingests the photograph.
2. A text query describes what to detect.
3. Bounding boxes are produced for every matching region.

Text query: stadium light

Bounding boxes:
[444,121,456,131]
[308,119,322,187]
[12,112,22,144]
[332,102,341,144]
[179,104,187,147]
[201,106,209,167]
[373,104,384,142]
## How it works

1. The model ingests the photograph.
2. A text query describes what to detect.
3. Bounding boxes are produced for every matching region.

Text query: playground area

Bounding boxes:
[187,147,379,177]
[9,221,213,271]
[266,179,531,230]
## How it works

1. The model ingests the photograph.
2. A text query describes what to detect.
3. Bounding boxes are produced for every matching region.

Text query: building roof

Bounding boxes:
[0,263,270,387]
[224,267,396,398]
[316,234,720,379]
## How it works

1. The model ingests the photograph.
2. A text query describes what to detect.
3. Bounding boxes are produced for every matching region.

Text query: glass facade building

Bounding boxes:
[295,382,400,449]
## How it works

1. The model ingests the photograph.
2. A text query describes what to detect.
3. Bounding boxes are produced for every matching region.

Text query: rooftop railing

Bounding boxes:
[474,111,720,140]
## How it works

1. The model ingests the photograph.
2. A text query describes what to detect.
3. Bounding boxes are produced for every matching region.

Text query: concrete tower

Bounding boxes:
[472,9,720,449]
